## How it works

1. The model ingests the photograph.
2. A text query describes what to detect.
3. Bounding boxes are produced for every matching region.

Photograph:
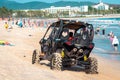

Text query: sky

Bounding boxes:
[9,0,120,4]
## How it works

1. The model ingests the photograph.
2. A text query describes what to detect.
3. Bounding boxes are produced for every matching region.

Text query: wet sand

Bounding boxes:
[0,20,120,80]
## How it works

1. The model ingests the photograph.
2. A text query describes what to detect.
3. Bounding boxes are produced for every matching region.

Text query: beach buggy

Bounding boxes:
[32,19,98,73]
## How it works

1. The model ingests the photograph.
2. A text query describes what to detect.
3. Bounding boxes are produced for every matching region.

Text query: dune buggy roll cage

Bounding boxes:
[43,19,89,40]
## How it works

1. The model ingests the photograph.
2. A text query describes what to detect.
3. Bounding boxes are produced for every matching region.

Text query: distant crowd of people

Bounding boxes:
[3,18,56,30]
[95,26,105,35]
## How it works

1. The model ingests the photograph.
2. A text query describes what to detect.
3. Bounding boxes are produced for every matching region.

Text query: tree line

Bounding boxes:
[0,6,120,18]
[0,7,13,19]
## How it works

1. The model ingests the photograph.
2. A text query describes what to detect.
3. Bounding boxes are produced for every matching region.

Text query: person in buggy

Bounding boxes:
[65,32,74,46]
[62,31,75,51]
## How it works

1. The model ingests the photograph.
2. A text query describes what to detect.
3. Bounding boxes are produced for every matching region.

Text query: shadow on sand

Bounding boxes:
[39,61,86,73]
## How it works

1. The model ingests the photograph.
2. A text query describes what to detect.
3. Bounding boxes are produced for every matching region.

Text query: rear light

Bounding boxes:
[89,44,93,48]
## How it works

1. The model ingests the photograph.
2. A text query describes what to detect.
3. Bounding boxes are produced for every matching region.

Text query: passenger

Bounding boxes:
[63,32,74,52]
[65,32,74,46]
[112,36,119,51]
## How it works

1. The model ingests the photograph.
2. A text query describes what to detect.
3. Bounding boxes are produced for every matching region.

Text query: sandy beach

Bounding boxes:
[0,19,120,80]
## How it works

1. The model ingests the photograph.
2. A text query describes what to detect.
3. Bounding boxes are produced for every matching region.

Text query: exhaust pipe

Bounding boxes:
[79,49,83,53]
[67,48,77,56]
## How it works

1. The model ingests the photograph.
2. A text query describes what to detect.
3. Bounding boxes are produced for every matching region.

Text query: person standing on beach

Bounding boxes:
[4,22,9,30]
[112,36,119,51]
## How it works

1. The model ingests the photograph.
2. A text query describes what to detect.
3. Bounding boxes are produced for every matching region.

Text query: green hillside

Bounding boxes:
[0,0,95,10]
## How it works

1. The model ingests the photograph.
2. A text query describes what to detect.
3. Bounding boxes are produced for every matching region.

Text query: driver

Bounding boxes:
[75,27,91,47]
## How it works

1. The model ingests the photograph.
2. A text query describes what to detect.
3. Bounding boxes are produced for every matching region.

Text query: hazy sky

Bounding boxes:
[9,0,120,4]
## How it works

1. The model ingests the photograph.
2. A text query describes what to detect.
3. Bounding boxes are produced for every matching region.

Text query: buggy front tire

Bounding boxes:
[50,53,63,71]
[32,49,40,64]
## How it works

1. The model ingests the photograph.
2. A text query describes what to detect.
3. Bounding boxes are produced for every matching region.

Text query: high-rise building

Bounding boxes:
[41,6,88,16]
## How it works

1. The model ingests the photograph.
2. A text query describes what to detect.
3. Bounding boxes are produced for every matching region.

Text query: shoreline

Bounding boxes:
[60,14,120,20]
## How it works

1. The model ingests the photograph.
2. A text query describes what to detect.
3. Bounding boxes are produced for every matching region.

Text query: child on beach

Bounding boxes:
[112,36,119,51]
[4,22,9,30]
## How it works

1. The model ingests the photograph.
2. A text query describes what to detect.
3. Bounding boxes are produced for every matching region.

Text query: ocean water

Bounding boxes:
[97,17,120,21]
[89,17,120,61]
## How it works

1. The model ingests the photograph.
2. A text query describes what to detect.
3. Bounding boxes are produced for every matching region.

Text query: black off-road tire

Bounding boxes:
[85,57,98,74]
[32,49,40,64]
[50,53,63,71]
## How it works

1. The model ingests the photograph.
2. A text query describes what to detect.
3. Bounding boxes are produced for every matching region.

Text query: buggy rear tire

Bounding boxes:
[85,57,98,74]
[50,53,63,71]
[32,49,40,64]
